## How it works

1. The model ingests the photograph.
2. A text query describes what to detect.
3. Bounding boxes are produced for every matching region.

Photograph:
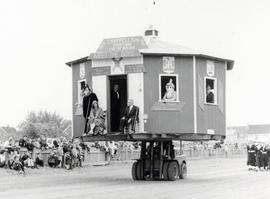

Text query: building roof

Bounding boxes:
[67,34,234,70]
[0,126,18,141]
[65,56,89,67]
[246,124,270,135]
[63,125,72,136]
[141,37,234,70]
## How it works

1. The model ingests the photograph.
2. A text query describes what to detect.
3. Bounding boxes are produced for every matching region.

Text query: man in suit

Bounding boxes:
[111,84,121,132]
[120,99,139,134]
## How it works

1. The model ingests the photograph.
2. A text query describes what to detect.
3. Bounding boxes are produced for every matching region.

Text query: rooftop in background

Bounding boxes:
[246,124,270,135]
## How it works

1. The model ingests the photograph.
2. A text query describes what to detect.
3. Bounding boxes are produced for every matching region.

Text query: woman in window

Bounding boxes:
[163,79,177,102]
[88,100,106,135]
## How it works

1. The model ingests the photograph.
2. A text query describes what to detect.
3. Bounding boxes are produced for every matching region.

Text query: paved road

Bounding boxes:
[0,157,269,199]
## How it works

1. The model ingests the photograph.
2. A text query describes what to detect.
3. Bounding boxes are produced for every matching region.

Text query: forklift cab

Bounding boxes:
[132,140,187,181]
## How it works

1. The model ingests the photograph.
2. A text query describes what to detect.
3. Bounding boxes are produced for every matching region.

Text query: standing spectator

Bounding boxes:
[247,143,256,170]
[40,135,47,150]
[224,144,228,158]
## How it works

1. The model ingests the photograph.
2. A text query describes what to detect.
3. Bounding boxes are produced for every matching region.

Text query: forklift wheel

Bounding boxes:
[167,161,179,181]
[162,161,169,181]
[179,162,187,179]
[136,161,144,180]
[132,162,138,180]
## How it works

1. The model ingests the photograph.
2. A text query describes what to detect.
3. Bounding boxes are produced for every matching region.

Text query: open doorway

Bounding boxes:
[109,75,127,132]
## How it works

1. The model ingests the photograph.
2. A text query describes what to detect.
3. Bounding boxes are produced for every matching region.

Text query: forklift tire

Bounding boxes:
[167,161,179,181]
[136,161,144,180]
[179,162,187,179]
[132,162,138,180]
[162,161,169,181]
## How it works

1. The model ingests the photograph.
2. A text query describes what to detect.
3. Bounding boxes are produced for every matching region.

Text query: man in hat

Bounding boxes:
[82,84,98,135]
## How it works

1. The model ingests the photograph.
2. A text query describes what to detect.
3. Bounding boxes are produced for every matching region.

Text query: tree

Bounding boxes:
[19,110,72,139]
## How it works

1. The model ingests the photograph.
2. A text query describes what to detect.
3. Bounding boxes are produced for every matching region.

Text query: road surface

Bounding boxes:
[0,157,269,199]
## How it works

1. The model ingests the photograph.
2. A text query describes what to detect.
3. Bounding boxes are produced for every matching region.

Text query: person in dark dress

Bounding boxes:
[206,85,214,103]
[247,143,256,170]
[255,144,263,171]
[120,99,139,134]
[262,145,269,170]
[83,84,98,135]
[111,84,121,132]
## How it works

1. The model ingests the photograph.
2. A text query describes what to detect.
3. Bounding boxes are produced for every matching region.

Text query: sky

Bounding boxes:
[0,0,270,128]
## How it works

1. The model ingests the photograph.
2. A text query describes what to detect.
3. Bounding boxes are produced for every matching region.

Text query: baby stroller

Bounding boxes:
[48,152,60,168]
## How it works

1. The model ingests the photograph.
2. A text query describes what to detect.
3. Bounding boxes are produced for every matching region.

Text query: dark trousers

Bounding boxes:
[120,118,135,133]
[84,118,89,134]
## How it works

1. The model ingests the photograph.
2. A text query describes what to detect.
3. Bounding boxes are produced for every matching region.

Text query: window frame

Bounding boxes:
[158,74,179,102]
[204,76,218,105]
[79,62,86,79]
[77,79,87,104]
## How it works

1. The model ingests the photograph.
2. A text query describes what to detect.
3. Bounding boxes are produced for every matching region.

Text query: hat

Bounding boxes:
[166,79,175,89]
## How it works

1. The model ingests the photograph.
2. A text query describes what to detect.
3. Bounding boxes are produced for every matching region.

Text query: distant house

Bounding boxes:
[246,124,270,142]
[0,126,19,141]
[226,126,248,142]
[63,125,72,138]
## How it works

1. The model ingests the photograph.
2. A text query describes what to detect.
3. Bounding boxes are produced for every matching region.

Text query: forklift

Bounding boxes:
[132,140,187,181]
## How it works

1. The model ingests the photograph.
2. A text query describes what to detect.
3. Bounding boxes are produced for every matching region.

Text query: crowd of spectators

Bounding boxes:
[0,135,90,174]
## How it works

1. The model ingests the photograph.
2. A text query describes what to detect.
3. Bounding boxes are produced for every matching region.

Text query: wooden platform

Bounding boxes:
[77,132,225,142]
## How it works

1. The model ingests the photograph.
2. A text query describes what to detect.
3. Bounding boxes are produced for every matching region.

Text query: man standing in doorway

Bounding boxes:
[111,84,121,132]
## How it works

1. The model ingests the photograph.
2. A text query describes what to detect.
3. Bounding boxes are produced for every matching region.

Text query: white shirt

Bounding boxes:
[3,140,10,148]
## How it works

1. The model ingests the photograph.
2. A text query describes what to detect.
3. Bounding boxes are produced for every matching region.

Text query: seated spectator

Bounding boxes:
[53,139,59,148]
[3,137,15,152]
[19,136,28,148]
[35,152,44,167]
[48,150,61,168]
[20,151,35,168]
[88,100,106,135]
[33,139,41,149]
[120,99,139,134]
[25,139,35,152]
[12,154,25,173]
